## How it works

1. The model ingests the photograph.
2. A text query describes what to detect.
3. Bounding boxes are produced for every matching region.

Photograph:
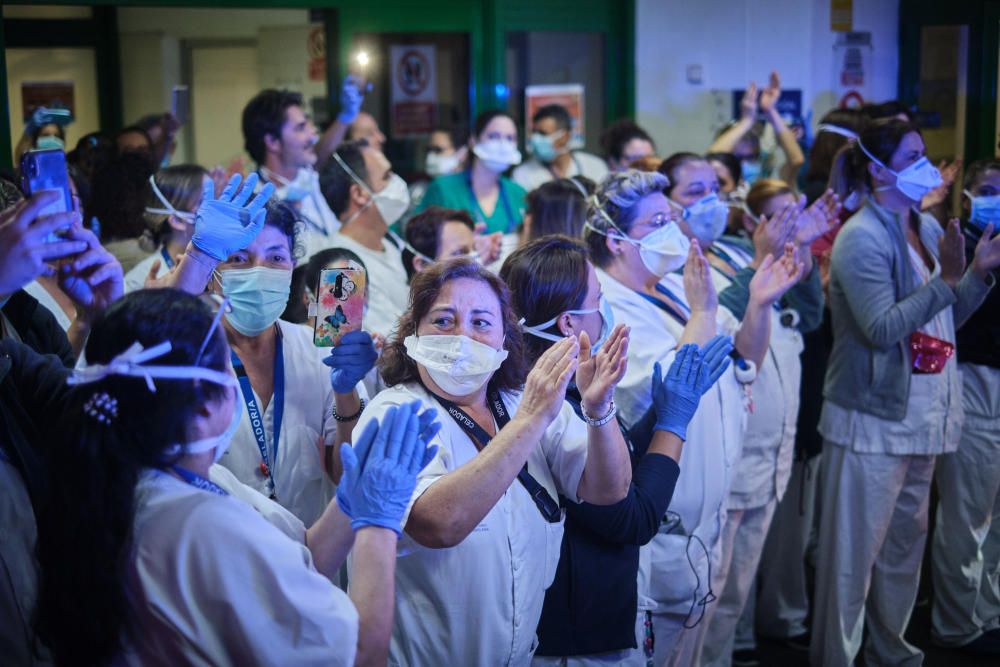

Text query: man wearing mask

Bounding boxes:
[242,79,367,261]
[512,104,607,193]
[320,140,412,339]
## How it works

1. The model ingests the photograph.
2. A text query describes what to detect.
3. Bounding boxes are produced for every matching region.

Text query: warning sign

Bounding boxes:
[390,44,436,136]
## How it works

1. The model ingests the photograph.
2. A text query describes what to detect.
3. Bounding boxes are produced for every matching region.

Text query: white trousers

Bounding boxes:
[755,455,820,640]
[931,364,1000,646]
[810,442,934,667]
[701,500,778,667]
[651,609,709,667]
[530,610,648,667]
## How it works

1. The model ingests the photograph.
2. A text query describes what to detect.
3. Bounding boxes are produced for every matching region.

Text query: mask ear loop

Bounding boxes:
[332,151,378,224]
[145,174,195,221]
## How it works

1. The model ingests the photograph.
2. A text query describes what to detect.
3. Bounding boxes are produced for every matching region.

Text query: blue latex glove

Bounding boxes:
[323,330,377,394]
[651,336,733,440]
[191,173,275,261]
[337,401,441,529]
[26,106,72,133]
[336,75,368,124]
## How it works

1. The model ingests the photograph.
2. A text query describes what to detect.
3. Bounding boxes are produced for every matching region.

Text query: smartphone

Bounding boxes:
[20,148,73,242]
[171,85,190,125]
[314,268,366,347]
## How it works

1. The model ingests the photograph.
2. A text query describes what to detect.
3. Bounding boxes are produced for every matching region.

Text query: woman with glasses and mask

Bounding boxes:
[416,110,528,235]
[353,257,633,666]
[205,198,376,525]
[502,234,731,666]
[583,169,801,665]
[812,119,1000,667]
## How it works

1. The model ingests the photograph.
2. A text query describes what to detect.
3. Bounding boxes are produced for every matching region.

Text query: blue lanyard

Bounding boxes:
[169,465,228,496]
[231,332,285,498]
[465,172,516,232]
[160,246,175,269]
[638,283,690,325]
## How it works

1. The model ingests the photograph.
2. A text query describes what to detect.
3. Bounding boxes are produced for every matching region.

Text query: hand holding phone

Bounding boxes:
[20,149,74,242]
[314,267,366,346]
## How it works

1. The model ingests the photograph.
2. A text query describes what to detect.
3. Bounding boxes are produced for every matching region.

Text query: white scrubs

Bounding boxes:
[122,468,357,666]
[354,382,588,667]
[812,249,962,667]
[326,233,410,339]
[278,168,341,262]
[511,151,609,193]
[701,242,804,667]
[123,251,171,293]
[0,458,52,666]
[597,268,748,667]
[217,319,350,527]
[931,362,1000,646]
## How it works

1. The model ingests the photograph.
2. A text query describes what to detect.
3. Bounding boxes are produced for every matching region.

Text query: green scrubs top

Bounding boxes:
[416,171,527,234]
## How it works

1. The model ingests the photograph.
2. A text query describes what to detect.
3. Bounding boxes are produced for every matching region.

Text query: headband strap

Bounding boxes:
[145,174,195,221]
[68,341,237,393]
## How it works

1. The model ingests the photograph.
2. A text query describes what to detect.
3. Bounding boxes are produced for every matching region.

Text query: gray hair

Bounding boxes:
[583,169,669,267]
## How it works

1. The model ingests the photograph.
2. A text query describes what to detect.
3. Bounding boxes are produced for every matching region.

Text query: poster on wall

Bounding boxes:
[525,84,585,149]
[833,31,872,109]
[390,44,437,136]
[308,26,326,82]
[21,81,75,122]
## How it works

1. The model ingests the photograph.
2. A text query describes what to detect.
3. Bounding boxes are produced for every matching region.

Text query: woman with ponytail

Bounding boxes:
[812,118,1000,666]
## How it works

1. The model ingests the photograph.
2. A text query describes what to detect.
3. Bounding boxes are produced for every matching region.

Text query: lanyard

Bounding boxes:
[169,465,228,496]
[160,246,175,269]
[465,172,516,232]
[708,244,786,313]
[638,283,690,325]
[231,332,285,499]
[428,385,561,523]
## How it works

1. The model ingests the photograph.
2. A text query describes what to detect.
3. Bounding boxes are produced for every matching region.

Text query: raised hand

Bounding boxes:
[337,75,368,125]
[938,218,967,288]
[753,200,800,266]
[324,330,378,394]
[336,401,440,535]
[519,336,580,425]
[696,335,735,392]
[749,243,805,306]
[794,189,842,246]
[970,223,1000,280]
[191,172,275,261]
[0,193,86,295]
[56,226,123,320]
[759,71,782,114]
[575,324,630,418]
[473,222,503,264]
[683,239,718,314]
[921,159,961,212]
[740,81,759,122]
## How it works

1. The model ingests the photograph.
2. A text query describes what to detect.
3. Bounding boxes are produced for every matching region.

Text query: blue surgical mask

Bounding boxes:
[529,131,564,164]
[964,189,1000,231]
[520,294,615,352]
[36,135,65,151]
[670,194,730,245]
[741,159,762,185]
[217,266,291,336]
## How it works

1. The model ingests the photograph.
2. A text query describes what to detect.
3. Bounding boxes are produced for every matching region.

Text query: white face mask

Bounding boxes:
[404,334,508,396]
[473,139,522,173]
[333,153,411,226]
[857,140,943,202]
[586,205,691,277]
[426,151,461,177]
[175,388,242,463]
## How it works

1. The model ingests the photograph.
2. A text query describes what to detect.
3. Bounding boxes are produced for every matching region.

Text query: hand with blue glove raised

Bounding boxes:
[336,401,441,531]
[336,75,369,125]
[323,330,378,394]
[191,172,275,261]
[651,335,734,440]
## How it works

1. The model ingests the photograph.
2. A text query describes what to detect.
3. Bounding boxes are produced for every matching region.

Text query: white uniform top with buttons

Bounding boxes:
[354,382,588,667]
[597,268,748,617]
[819,245,963,454]
[708,240,804,508]
[216,319,365,526]
[121,467,357,666]
[326,233,411,339]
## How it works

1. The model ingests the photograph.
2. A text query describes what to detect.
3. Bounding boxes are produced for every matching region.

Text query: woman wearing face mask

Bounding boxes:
[811,120,1000,667]
[502,235,732,666]
[931,159,1000,656]
[25,289,439,666]
[353,258,632,666]
[123,165,208,292]
[583,169,801,665]
[416,110,528,235]
[209,201,375,524]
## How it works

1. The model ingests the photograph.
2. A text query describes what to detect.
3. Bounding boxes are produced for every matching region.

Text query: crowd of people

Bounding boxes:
[1,70,999,667]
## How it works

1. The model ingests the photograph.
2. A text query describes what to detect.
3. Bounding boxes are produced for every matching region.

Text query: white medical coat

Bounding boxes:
[326,233,410,340]
[122,468,357,666]
[708,240,804,509]
[285,168,341,262]
[597,268,748,617]
[354,382,588,667]
[217,319,346,526]
[123,251,170,294]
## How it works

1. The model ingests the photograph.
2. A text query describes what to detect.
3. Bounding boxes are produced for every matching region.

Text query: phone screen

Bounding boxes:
[172,86,190,125]
[314,267,367,347]
[19,149,73,242]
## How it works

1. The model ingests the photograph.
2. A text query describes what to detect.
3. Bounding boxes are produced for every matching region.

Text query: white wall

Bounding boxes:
[634,0,900,154]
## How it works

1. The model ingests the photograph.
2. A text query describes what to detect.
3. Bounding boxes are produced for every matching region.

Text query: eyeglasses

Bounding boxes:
[193,293,232,367]
[639,212,678,229]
